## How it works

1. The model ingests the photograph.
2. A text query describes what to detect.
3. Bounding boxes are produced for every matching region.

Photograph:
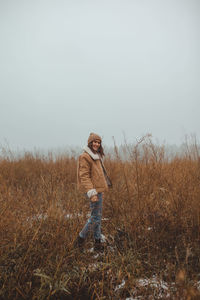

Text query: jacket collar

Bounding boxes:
[84,146,100,160]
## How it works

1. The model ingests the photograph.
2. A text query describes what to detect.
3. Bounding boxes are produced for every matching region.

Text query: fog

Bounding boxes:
[0,0,199,151]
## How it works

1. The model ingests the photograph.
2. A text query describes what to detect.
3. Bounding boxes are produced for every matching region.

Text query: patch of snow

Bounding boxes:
[88,263,99,272]
[137,275,168,290]
[27,213,47,222]
[115,280,125,291]
[135,275,172,299]
[27,212,86,223]
[88,247,94,253]
[196,281,200,290]
[115,276,174,299]
[126,298,142,300]
[101,234,107,243]
[64,213,83,219]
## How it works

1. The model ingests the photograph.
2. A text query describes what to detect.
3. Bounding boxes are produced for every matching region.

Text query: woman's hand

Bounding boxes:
[91,195,98,202]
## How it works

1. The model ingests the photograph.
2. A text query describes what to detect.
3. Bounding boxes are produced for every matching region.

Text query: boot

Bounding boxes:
[94,239,105,252]
[73,235,85,249]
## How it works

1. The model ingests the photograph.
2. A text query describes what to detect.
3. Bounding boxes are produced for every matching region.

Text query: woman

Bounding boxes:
[75,132,112,251]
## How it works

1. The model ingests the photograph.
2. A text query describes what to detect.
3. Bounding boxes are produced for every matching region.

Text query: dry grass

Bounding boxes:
[0,137,200,299]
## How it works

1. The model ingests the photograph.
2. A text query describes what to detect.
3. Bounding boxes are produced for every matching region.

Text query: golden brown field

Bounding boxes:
[0,137,200,299]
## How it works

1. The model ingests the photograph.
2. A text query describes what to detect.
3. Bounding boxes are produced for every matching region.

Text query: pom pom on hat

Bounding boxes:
[88,132,102,144]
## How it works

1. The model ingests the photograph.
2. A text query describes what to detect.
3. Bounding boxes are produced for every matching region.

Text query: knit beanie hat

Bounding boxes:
[87,132,102,144]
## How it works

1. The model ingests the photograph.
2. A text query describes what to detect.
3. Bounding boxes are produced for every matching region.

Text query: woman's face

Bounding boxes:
[92,140,101,152]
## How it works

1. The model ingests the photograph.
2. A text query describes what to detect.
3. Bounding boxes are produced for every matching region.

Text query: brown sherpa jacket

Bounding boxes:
[77,146,109,198]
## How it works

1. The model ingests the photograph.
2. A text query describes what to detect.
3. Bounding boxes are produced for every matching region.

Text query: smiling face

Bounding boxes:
[92,139,101,152]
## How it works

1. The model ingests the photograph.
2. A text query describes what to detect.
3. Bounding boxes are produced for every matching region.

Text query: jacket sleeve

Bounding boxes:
[78,155,97,197]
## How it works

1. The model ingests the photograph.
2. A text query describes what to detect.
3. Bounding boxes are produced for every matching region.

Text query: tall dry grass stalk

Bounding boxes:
[0,138,200,299]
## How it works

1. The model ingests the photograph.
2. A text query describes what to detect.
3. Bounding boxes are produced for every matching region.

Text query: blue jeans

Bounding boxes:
[79,193,103,240]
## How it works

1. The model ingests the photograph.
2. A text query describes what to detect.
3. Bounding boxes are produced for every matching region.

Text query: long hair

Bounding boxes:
[88,141,105,157]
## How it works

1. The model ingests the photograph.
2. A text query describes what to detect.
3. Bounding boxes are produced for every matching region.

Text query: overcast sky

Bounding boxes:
[0,0,199,151]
